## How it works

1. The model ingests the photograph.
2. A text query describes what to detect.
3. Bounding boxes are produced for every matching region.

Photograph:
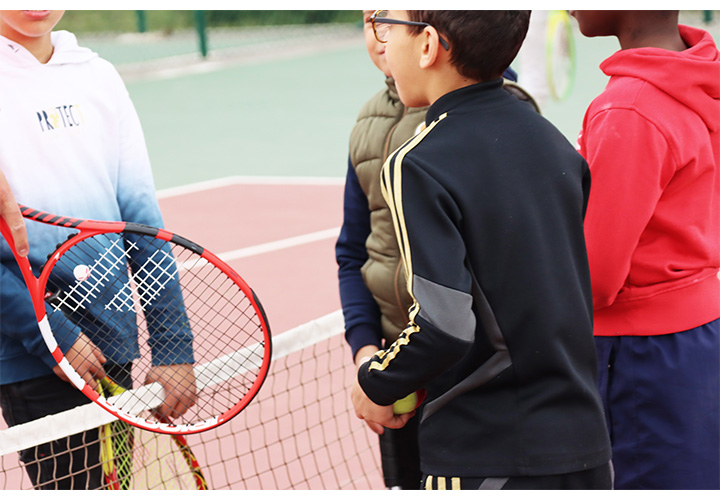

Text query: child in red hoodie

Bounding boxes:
[571,11,720,489]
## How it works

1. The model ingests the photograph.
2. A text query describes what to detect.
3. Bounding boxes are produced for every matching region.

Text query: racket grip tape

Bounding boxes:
[378,421,423,489]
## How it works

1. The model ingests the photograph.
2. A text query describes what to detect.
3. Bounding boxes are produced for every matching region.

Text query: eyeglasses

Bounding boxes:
[370,10,450,51]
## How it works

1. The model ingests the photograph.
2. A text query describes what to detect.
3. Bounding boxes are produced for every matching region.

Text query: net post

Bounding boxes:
[136,10,147,33]
[194,10,208,59]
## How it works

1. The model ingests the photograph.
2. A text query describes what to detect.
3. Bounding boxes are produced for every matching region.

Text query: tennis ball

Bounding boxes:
[393,393,417,414]
[392,390,426,415]
[73,264,91,281]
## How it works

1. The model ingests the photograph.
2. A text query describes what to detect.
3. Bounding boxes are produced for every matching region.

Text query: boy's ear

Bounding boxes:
[418,26,442,69]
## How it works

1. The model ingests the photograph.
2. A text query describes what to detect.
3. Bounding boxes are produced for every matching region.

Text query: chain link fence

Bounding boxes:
[56,11,364,80]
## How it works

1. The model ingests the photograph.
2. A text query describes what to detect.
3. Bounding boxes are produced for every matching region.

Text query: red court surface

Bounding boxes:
[157,178,345,335]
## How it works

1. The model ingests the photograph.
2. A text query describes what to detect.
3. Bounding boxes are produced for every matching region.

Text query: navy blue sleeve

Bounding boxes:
[503,66,518,82]
[335,158,383,359]
[125,236,195,366]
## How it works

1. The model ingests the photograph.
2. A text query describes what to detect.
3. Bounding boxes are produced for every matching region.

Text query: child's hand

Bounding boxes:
[145,363,197,420]
[351,357,414,434]
[53,332,107,390]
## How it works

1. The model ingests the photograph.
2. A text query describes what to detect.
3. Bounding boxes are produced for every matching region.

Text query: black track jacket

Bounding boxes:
[358,80,611,478]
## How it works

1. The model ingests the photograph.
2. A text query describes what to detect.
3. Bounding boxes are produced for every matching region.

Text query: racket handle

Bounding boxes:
[378,421,423,489]
[379,429,403,488]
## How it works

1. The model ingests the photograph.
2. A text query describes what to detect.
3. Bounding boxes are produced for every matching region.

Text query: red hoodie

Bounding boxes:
[577,25,720,336]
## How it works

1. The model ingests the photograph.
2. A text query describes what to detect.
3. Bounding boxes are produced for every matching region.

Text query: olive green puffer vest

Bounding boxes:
[349,78,427,344]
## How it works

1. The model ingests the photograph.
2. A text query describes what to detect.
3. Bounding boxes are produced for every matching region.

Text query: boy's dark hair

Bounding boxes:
[407,11,531,82]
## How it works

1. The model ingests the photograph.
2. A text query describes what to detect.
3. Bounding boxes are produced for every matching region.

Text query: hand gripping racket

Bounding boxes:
[0,205,271,435]
[99,376,208,490]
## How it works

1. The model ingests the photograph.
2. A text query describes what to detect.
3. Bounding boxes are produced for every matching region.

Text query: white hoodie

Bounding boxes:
[0,30,165,383]
[0,30,163,233]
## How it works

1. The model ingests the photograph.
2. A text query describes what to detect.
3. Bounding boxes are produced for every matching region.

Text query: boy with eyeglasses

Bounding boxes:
[350,11,611,490]
[336,10,535,490]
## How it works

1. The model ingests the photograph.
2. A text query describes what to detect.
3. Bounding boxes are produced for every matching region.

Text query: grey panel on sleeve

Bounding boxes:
[413,274,475,342]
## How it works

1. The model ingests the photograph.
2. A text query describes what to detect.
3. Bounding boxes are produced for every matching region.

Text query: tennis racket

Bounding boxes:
[99,376,208,490]
[99,377,134,490]
[0,204,272,435]
[546,10,576,101]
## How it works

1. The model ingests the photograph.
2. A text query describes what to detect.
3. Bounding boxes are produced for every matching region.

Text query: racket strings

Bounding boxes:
[47,237,131,314]
[124,247,181,311]
[45,231,268,431]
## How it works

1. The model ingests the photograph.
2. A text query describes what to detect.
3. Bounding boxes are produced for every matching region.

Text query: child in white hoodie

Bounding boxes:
[0,10,195,489]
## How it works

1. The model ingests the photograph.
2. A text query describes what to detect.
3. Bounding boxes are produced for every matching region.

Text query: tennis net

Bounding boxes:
[0,311,384,490]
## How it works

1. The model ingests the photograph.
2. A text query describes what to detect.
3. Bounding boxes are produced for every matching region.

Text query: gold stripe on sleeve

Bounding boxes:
[370,113,448,373]
[384,112,447,305]
[424,475,434,490]
[437,476,447,490]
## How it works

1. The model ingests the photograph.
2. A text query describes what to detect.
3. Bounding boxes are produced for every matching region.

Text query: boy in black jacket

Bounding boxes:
[351,11,612,490]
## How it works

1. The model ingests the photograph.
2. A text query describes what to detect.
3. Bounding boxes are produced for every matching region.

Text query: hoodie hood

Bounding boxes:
[600,25,720,131]
[0,30,97,68]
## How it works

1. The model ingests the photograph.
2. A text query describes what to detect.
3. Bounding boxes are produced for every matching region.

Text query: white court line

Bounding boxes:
[211,227,340,263]
[156,176,344,200]
[158,177,343,261]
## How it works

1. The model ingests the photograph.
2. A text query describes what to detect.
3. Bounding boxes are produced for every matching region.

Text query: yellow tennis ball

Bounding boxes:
[393,392,418,415]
